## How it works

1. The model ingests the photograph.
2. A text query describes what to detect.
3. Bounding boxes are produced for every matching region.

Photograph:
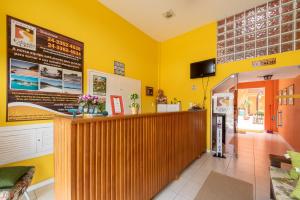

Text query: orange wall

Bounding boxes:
[278,75,300,151]
[238,80,279,132]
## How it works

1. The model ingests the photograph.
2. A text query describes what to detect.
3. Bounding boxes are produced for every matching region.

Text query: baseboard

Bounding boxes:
[27,178,54,192]
[276,133,295,151]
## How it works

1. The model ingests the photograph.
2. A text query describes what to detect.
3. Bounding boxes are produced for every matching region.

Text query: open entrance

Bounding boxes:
[211,65,300,157]
[238,87,265,132]
[237,65,300,134]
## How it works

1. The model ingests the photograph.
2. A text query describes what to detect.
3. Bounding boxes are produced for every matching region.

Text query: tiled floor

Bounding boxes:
[28,132,289,200]
[26,183,54,200]
[238,116,264,132]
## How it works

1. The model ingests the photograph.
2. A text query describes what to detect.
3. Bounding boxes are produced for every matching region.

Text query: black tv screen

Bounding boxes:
[190,58,216,79]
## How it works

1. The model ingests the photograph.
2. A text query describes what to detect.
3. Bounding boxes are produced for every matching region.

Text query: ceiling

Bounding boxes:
[239,66,300,83]
[99,0,268,41]
[213,66,300,92]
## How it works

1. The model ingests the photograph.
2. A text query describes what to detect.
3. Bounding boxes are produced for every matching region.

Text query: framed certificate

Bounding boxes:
[288,84,294,105]
[282,88,287,105]
[278,90,282,105]
[110,95,124,115]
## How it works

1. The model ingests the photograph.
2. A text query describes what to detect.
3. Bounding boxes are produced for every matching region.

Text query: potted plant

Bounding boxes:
[129,93,140,114]
[96,98,106,113]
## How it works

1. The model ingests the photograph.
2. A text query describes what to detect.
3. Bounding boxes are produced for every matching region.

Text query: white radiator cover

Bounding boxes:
[0,123,53,165]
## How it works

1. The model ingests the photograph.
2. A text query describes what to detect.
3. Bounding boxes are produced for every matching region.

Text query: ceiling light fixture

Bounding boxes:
[263,74,273,80]
[163,9,175,19]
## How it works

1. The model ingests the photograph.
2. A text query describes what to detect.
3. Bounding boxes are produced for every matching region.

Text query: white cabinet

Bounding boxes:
[0,123,53,165]
[157,104,181,113]
[157,104,167,112]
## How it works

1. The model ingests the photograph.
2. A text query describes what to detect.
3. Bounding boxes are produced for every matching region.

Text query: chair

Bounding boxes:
[0,167,35,200]
[269,154,297,200]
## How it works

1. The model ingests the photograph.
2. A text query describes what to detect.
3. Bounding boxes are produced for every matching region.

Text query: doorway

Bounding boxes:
[238,87,265,132]
[211,65,300,156]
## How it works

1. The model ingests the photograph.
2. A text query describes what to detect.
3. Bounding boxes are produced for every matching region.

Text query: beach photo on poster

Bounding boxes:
[63,69,82,94]
[40,78,63,93]
[40,65,62,80]
[93,75,106,96]
[10,59,39,77]
[10,74,39,91]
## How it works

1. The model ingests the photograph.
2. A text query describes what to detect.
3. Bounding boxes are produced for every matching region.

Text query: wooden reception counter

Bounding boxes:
[54,111,206,200]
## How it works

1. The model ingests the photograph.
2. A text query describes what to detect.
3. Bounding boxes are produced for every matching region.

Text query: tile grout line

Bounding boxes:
[252,133,257,200]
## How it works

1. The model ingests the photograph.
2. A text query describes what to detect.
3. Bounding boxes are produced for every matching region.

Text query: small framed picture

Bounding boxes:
[278,90,282,105]
[110,95,124,115]
[114,61,125,76]
[282,88,287,105]
[277,111,283,127]
[146,86,153,96]
[288,84,294,105]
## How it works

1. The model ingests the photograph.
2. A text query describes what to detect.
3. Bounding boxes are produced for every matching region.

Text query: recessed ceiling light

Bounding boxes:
[257,74,273,80]
[163,9,175,19]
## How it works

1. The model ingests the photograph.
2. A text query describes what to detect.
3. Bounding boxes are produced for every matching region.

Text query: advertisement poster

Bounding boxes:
[7,16,84,121]
[213,93,234,114]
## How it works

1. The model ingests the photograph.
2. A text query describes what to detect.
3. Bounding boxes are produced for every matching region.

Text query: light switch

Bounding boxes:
[192,85,197,91]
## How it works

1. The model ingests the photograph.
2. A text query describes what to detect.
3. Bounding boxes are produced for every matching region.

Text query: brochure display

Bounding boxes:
[212,93,235,156]
[215,115,226,158]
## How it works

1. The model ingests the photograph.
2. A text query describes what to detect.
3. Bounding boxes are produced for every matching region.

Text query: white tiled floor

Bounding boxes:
[28,132,289,200]
[25,184,54,200]
[238,116,265,132]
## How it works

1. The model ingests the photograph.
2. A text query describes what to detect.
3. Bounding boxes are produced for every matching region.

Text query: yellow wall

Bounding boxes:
[159,21,300,150]
[1,0,159,183]
[2,0,300,186]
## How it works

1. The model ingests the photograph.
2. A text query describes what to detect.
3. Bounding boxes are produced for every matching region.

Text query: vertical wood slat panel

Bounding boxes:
[55,111,206,200]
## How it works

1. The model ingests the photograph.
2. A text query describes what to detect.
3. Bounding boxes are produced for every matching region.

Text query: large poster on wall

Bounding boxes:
[7,16,84,121]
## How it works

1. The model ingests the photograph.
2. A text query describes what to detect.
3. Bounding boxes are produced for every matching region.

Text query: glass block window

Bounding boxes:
[217,0,300,64]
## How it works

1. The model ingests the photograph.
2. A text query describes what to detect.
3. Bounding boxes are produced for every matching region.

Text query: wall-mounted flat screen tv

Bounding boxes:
[190,58,216,79]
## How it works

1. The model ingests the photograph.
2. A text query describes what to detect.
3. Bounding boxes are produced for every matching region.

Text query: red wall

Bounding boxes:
[238,80,279,132]
[278,75,300,151]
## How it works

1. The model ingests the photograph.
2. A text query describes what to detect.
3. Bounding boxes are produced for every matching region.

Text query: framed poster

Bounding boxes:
[7,16,84,121]
[93,75,106,96]
[110,95,124,115]
[288,84,294,105]
[277,111,283,127]
[92,75,107,111]
[282,88,287,105]
[146,86,153,96]
[278,90,282,105]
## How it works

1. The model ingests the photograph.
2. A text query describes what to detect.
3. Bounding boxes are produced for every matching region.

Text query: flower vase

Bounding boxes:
[89,106,95,114]
[82,106,88,113]
[82,106,92,118]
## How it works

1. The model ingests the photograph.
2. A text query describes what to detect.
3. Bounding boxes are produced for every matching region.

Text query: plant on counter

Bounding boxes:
[129,93,140,114]
[170,97,181,104]
[78,94,105,114]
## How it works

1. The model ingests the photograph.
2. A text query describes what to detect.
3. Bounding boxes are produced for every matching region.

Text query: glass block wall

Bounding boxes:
[217,0,300,64]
